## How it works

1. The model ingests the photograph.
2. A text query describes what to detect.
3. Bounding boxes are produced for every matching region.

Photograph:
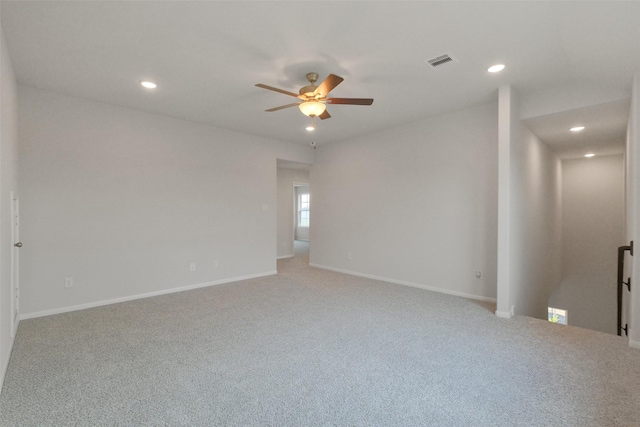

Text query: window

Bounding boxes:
[548,307,568,325]
[298,193,310,227]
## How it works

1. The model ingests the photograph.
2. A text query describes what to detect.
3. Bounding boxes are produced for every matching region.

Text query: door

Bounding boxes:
[11,193,21,336]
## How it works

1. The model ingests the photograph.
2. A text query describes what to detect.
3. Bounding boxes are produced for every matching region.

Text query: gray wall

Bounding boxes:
[277,168,309,258]
[509,124,562,319]
[497,86,562,320]
[550,155,625,334]
[0,22,19,389]
[17,86,314,318]
[310,103,498,301]
[628,74,640,348]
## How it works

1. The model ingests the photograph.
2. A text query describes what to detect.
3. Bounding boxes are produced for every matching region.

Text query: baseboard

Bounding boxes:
[20,271,278,320]
[277,254,293,259]
[629,338,640,350]
[308,263,497,303]
[0,332,16,396]
[495,310,512,319]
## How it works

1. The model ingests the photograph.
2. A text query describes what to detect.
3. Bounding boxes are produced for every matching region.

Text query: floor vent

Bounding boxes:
[425,53,458,70]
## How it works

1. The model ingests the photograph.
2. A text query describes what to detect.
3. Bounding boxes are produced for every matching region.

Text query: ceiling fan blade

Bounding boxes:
[265,103,300,112]
[326,98,374,105]
[256,83,300,98]
[314,74,344,97]
[319,109,331,120]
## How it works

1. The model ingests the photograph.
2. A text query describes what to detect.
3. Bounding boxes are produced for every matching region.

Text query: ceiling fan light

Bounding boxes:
[299,101,326,117]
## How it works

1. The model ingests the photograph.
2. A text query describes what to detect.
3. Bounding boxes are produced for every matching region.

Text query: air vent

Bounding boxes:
[425,53,459,70]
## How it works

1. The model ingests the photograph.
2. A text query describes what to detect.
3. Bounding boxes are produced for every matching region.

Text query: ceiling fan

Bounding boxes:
[255,72,374,120]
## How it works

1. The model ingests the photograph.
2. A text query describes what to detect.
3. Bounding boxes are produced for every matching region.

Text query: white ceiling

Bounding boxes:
[524,100,629,159]
[2,1,639,151]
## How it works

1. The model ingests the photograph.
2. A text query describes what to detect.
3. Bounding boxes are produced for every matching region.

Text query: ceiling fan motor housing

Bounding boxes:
[300,72,320,97]
[300,85,318,97]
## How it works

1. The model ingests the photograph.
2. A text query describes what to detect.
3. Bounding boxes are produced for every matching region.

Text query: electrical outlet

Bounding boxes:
[213,260,219,268]
[190,263,196,272]
[65,278,73,288]
[347,252,352,260]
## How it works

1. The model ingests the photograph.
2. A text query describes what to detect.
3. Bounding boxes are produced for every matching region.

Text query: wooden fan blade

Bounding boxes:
[326,98,374,105]
[319,109,331,120]
[265,103,300,112]
[314,74,344,97]
[256,83,300,98]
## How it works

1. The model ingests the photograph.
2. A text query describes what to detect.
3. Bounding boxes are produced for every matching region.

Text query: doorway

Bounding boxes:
[549,154,625,334]
[293,184,310,243]
[293,184,310,261]
[524,100,629,334]
[276,160,310,261]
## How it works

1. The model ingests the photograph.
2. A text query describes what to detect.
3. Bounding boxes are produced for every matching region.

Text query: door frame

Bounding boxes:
[10,192,20,337]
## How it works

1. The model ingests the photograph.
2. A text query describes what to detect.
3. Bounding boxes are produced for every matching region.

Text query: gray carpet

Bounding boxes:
[1,253,639,426]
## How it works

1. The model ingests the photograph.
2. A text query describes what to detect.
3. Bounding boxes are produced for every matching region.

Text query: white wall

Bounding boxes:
[628,74,640,348]
[310,102,498,302]
[549,155,624,334]
[509,124,562,319]
[497,85,562,320]
[496,86,517,317]
[17,86,314,318]
[0,21,19,390]
[277,168,309,258]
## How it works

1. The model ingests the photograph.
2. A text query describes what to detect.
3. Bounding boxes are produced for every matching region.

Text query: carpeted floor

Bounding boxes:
[1,249,639,426]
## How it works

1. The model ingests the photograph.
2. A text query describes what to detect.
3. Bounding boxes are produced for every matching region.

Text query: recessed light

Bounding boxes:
[488,64,505,73]
[570,126,585,132]
[584,153,595,158]
[141,81,157,89]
